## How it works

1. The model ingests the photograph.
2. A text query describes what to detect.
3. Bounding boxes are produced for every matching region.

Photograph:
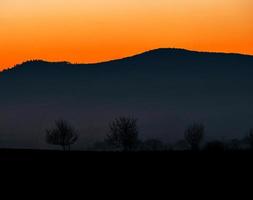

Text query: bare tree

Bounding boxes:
[245,129,253,150]
[228,139,241,151]
[142,139,165,151]
[46,120,78,151]
[203,140,225,152]
[106,117,139,151]
[184,123,205,151]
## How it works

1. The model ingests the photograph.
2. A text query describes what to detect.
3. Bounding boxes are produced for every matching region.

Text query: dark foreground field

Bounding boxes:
[2,149,253,182]
[1,149,253,164]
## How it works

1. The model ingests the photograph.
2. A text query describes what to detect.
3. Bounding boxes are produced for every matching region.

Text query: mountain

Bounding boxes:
[1,48,253,149]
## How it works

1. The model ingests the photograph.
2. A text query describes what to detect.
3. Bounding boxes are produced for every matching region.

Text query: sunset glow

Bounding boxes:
[0,0,253,70]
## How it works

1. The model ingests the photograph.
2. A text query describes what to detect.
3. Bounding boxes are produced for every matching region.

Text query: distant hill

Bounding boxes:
[1,48,253,149]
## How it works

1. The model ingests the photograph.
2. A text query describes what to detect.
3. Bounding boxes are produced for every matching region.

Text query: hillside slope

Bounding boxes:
[1,49,253,149]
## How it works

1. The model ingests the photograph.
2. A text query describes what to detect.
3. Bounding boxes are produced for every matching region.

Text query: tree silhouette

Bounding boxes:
[106,117,139,151]
[142,139,165,151]
[204,140,225,152]
[174,139,189,151]
[184,123,204,151]
[245,129,253,150]
[228,139,241,151]
[46,120,78,151]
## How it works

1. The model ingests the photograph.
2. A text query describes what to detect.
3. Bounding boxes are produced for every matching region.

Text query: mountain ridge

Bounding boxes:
[2,48,253,74]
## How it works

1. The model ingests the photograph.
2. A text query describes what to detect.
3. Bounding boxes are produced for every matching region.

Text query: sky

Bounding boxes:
[0,0,253,70]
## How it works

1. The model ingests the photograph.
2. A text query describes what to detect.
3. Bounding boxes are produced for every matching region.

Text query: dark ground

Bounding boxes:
[1,148,253,164]
[1,149,253,185]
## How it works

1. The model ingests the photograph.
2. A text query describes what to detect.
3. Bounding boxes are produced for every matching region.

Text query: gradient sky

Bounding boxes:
[0,0,253,70]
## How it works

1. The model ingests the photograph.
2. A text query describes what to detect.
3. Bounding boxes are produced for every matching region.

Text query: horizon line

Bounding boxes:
[2,47,253,72]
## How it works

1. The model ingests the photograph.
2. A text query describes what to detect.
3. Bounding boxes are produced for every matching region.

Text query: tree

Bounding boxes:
[141,139,165,151]
[246,129,253,150]
[46,120,78,151]
[173,140,189,151]
[203,140,225,152]
[106,117,139,151]
[184,123,205,151]
[228,139,241,151]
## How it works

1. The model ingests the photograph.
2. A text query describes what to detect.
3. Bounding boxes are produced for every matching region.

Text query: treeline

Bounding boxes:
[45,117,253,152]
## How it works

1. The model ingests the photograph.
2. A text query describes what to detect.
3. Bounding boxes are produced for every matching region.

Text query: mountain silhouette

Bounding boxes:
[1,48,253,149]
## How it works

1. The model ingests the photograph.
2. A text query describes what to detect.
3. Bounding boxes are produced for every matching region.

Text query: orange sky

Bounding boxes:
[0,0,253,70]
